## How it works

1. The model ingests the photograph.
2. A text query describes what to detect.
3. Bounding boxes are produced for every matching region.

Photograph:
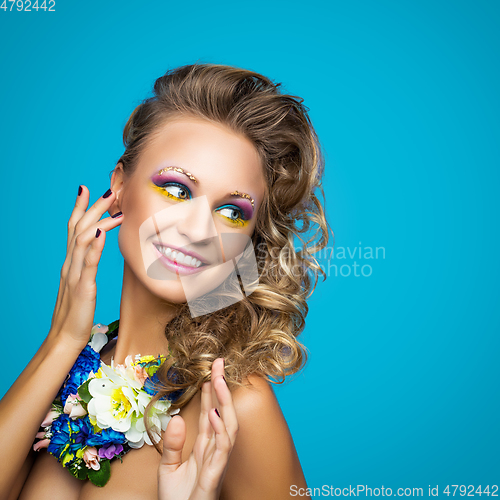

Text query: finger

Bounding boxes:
[73,188,118,236]
[67,184,90,252]
[76,226,107,294]
[198,381,214,439]
[212,370,238,447]
[64,189,119,294]
[159,415,186,473]
[208,358,224,439]
[52,185,90,326]
[198,408,233,490]
[210,358,225,408]
[66,213,123,289]
[67,188,118,269]
[52,187,120,334]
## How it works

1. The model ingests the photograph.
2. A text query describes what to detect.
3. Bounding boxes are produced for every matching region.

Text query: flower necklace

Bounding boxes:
[33,320,182,487]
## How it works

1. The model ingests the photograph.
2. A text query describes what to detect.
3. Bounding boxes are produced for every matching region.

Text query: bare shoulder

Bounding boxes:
[221,374,307,500]
[230,373,279,418]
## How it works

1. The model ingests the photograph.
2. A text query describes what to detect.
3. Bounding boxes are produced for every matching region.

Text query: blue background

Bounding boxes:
[1,0,498,493]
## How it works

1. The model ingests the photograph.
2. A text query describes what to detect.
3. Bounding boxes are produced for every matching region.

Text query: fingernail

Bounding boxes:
[95,228,101,238]
[215,408,221,418]
[222,375,227,384]
[111,211,123,218]
[78,185,82,196]
[102,188,112,198]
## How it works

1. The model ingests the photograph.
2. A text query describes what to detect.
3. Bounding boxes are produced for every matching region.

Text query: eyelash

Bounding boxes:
[152,181,249,227]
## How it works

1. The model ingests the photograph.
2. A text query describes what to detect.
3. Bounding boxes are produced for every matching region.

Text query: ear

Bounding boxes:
[109,162,125,216]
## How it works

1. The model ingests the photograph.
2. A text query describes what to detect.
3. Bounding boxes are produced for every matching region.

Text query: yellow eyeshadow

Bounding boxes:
[151,182,249,227]
[150,183,188,201]
[218,213,249,227]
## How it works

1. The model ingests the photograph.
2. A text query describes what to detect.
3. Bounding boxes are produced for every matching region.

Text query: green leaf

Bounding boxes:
[79,399,88,413]
[68,459,89,481]
[75,464,89,480]
[52,400,64,413]
[107,319,120,334]
[146,365,161,376]
[78,379,92,404]
[87,459,111,487]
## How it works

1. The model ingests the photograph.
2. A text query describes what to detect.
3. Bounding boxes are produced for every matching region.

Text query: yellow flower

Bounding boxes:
[62,451,75,466]
[136,355,156,364]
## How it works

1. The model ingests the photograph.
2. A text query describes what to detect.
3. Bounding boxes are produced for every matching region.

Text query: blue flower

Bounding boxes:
[57,345,101,403]
[47,414,71,459]
[86,427,126,447]
[68,415,95,445]
[143,370,185,402]
[143,371,161,396]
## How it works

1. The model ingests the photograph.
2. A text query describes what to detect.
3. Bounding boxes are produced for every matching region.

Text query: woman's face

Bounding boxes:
[111,115,267,308]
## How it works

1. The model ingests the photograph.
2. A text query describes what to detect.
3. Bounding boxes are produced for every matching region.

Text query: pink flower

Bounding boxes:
[123,355,147,385]
[41,409,60,428]
[64,393,87,420]
[83,447,100,470]
[91,323,109,335]
[33,439,51,452]
[133,365,148,385]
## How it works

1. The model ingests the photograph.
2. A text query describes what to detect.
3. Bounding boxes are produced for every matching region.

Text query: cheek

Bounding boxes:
[117,193,156,265]
[212,220,257,262]
[117,218,138,268]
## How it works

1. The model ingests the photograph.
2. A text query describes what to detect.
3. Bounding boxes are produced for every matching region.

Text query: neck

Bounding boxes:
[112,261,179,365]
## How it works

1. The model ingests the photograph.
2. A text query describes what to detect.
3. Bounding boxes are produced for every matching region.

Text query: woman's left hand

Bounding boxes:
[158,358,238,500]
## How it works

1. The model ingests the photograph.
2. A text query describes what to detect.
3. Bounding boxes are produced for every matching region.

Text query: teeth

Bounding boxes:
[155,244,203,268]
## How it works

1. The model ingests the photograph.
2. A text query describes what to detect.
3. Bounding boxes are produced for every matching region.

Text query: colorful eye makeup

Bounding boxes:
[230,190,254,210]
[150,167,254,227]
[215,205,249,227]
[150,180,191,202]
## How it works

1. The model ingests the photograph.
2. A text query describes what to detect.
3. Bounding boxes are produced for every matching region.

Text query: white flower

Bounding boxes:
[127,401,180,449]
[87,362,141,433]
[89,324,109,353]
[86,358,178,448]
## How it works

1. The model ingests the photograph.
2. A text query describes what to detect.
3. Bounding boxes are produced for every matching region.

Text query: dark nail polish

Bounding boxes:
[95,228,101,238]
[215,408,221,418]
[102,188,112,198]
[222,375,227,384]
[111,211,123,218]
[78,185,82,196]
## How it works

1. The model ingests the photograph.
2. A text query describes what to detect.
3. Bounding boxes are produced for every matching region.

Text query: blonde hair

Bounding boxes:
[116,63,333,453]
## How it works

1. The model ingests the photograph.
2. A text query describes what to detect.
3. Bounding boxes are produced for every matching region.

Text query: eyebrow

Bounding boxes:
[156,166,255,209]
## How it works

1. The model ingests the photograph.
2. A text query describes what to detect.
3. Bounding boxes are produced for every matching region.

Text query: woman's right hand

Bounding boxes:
[49,185,123,350]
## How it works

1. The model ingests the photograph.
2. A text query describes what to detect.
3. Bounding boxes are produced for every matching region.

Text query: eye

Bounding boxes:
[216,205,248,227]
[153,181,192,201]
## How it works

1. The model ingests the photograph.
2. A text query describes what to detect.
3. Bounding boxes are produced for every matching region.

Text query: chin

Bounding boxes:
[145,277,189,304]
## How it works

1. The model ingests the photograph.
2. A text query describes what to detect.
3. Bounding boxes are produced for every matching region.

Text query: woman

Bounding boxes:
[0,63,331,500]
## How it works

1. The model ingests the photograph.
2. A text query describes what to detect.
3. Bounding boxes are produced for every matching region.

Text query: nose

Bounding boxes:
[176,195,218,245]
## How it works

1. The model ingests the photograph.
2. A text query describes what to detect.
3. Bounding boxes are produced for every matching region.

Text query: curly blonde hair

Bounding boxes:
[115,63,333,453]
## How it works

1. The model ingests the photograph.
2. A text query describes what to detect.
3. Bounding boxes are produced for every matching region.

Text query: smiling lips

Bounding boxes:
[152,242,208,275]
